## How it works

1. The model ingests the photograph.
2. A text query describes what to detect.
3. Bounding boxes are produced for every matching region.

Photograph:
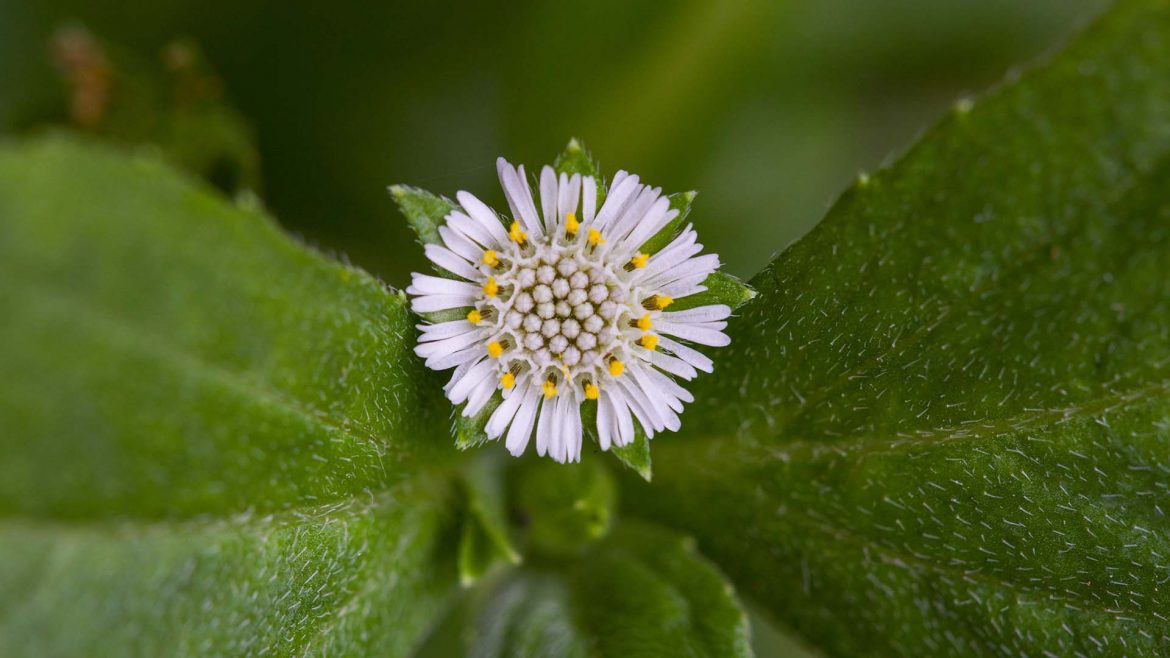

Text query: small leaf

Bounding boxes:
[470,522,753,658]
[389,184,455,246]
[670,271,757,312]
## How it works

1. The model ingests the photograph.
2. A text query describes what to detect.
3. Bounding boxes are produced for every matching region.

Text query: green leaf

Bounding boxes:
[0,135,458,655]
[389,184,456,247]
[670,271,757,312]
[470,522,753,658]
[625,1,1170,655]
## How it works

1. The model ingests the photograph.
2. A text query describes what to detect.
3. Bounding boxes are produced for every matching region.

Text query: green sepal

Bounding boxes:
[388,184,455,246]
[670,271,757,312]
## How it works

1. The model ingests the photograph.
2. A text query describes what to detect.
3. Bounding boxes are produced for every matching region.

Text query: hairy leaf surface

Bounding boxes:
[0,136,458,656]
[626,1,1170,655]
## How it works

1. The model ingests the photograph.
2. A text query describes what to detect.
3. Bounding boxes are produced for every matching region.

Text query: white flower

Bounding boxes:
[407,157,730,463]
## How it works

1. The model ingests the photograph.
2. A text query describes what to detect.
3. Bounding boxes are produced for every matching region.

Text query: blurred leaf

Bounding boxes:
[470,522,753,658]
[624,1,1170,655]
[0,135,458,655]
[458,453,521,586]
[511,459,616,559]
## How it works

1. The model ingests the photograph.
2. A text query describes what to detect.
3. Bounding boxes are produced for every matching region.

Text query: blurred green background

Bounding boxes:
[0,1,1113,654]
[0,0,1107,287]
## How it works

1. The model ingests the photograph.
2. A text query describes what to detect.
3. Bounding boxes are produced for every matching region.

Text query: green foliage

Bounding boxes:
[624,1,1170,655]
[0,136,458,655]
[468,522,753,658]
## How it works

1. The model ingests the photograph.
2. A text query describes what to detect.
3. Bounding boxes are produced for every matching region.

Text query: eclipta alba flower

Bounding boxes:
[406,156,731,463]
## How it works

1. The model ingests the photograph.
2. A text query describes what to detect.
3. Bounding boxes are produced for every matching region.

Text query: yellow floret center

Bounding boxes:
[608,359,624,377]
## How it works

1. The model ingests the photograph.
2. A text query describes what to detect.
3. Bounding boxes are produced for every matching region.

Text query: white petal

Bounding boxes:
[424,244,483,281]
[634,229,701,283]
[657,336,713,372]
[463,376,497,416]
[540,165,559,233]
[612,376,663,433]
[414,329,483,359]
[497,158,543,236]
[417,320,476,342]
[656,320,730,347]
[619,201,676,257]
[596,393,614,451]
[662,305,731,323]
[607,186,661,248]
[506,388,541,456]
[548,396,567,463]
[648,349,698,380]
[407,273,480,296]
[591,175,640,231]
[563,394,583,462]
[557,173,581,229]
[487,379,528,438]
[582,176,598,223]
[535,396,555,457]
[606,385,644,442]
[428,344,483,370]
[457,191,509,246]
[439,225,483,262]
[447,210,498,249]
[410,294,476,314]
[448,359,495,404]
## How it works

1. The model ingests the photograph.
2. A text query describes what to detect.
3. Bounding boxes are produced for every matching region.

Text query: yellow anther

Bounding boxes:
[608,359,625,377]
[482,277,499,298]
[543,380,558,398]
[637,314,653,331]
[500,372,515,389]
[587,228,605,246]
[565,212,579,235]
[509,221,527,244]
[630,252,649,268]
[655,295,673,310]
[487,341,504,358]
[481,249,499,267]
[640,334,659,351]
[467,309,482,325]
[584,383,600,400]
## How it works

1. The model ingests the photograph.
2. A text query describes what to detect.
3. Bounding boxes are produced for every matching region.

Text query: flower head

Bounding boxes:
[407,155,732,463]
